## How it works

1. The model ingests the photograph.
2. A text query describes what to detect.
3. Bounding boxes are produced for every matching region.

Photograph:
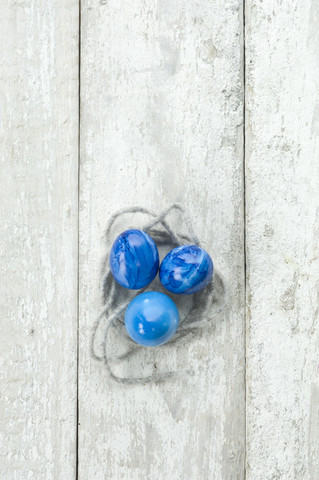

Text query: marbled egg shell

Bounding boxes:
[125,291,179,347]
[159,245,213,294]
[110,229,159,289]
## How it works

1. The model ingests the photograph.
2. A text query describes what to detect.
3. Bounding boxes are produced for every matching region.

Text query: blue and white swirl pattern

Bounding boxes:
[110,229,159,289]
[159,245,213,294]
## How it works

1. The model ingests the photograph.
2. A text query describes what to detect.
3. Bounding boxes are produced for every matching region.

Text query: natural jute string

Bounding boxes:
[91,204,227,384]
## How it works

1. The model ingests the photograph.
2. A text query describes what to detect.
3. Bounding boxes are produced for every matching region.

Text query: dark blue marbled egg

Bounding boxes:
[125,291,179,347]
[109,229,159,289]
[159,245,213,295]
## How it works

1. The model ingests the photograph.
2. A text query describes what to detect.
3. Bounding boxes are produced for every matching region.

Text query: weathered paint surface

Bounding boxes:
[246,0,319,478]
[2,0,319,478]
[0,1,79,479]
[79,0,245,478]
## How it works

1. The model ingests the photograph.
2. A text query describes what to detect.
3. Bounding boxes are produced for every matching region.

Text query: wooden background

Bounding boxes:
[0,0,318,479]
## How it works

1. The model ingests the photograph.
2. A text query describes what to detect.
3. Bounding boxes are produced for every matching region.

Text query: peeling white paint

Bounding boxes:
[2,0,317,478]
[0,0,79,479]
[246,1,319,479]
[79,0,245,479]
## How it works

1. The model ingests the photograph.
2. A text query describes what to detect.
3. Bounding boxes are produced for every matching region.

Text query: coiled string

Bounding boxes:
[91,204,227,384]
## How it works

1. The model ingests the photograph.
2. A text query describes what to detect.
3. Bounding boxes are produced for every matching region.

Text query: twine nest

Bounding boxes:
[91,204,227,384]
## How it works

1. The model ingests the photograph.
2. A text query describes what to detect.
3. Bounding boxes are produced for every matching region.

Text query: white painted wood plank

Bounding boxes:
[246,1,319,478]
[79,1,245,478]
[0,2,79,479]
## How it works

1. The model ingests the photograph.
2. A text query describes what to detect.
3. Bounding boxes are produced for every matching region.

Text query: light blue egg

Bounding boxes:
[109,229,159,289]
[125,291,179,347]
[159,245,213,295]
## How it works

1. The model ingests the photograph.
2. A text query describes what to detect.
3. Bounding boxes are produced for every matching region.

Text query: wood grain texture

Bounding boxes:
[246,0,319,478]
[0,1,79,479]
[79,0,245,478]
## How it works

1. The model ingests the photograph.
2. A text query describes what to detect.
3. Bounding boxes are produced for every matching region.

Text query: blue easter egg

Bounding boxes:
[159,245,213,295]
[110,229,159,289]
[125,291,179,347]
